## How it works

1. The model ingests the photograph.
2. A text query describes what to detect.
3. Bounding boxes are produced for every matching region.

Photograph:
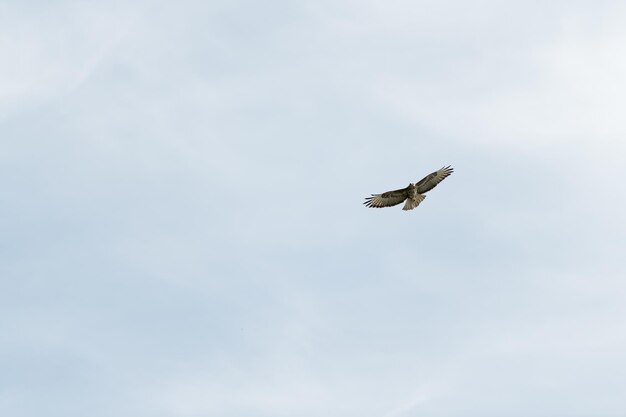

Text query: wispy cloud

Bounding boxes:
[0,2,140,120]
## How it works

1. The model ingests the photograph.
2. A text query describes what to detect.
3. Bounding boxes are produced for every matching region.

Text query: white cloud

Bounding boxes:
[0,2,139,120]
[3,1,626,416]
[370,2,626,152]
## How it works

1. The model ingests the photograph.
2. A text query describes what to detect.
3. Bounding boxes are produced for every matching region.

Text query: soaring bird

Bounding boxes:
[364,166,453,211]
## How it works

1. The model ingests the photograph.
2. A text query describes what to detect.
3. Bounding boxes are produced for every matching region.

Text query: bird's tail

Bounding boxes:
[402,194,425,211]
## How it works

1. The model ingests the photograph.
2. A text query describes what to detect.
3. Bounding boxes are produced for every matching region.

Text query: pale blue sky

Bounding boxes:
[2,1,626,416]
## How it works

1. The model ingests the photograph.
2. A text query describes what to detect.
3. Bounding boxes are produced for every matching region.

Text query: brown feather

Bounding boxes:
[363,165,453,210]
[415,166,453,194]
[363,186,409,208]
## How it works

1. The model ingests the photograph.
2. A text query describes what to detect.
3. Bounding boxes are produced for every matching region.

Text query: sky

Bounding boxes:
[2,1,626,416]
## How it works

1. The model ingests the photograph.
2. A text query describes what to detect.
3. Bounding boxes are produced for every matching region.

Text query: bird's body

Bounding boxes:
[364,166,453,211]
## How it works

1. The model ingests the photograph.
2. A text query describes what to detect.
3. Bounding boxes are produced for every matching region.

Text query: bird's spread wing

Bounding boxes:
[364,187,409,208]
[415,166,453,194]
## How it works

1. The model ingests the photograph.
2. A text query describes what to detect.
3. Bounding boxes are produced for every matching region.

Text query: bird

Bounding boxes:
[364,166,453,211]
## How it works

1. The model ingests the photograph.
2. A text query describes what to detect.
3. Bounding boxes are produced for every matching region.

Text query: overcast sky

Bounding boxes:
[2,1,626,416]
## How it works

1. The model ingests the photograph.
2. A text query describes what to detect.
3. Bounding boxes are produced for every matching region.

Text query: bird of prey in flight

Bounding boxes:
[364,166,453,211]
